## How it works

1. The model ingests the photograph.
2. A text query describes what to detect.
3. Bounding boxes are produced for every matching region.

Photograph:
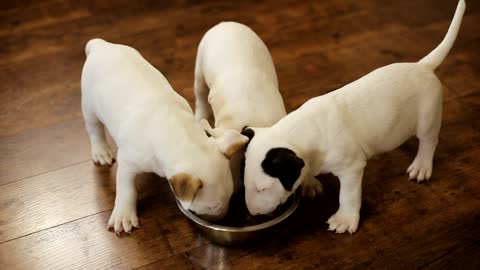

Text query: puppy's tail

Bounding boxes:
[85,38,106,57]
[419,0,466,70]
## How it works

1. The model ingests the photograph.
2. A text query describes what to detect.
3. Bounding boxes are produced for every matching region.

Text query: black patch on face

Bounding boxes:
[205,130,212,137]
[261,148,304,191]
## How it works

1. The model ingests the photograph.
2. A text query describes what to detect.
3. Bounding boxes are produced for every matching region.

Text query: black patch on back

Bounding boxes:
[261,148,304,191]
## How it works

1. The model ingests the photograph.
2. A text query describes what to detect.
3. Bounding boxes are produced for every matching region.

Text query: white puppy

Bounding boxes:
[194,22,321,195]
[194,22,286,130]
[243,0,465,234]
[81,39,242,233]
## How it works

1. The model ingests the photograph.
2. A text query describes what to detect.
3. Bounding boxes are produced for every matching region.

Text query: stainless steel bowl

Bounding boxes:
[176,194,300,246]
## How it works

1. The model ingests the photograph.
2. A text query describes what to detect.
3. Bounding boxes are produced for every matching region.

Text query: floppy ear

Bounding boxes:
[261,148,305,191]
[241,127,255,141]
[200,119,249,159]
[216,129,249,158]
[168,173,203,202]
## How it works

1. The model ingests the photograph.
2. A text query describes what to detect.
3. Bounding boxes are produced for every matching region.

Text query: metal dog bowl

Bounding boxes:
[176,194,300,246]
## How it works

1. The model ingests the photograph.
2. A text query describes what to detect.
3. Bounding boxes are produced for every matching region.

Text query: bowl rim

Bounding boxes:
[176,194,300,233]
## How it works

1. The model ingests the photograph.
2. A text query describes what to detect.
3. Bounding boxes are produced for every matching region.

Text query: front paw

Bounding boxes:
[407,157,432,182]
[327,209,359,234]
[92,143,115,166]
[300,178,323,198]
[108,204,139,234]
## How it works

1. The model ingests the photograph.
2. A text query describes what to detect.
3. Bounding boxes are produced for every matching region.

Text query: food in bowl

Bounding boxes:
[216,189,294,227]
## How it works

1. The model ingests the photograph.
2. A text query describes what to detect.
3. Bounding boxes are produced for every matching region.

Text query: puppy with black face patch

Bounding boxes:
[243,0,465,233]
[82,39,243,233]
[193,22,321,194]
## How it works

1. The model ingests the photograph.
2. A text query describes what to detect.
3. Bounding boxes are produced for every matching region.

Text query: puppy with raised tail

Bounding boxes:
[81,39,242,233]
[194,22,322,196]
[243,0,466,233]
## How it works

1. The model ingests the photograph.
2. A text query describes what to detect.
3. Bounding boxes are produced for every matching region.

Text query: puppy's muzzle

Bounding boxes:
[191,202,228,222]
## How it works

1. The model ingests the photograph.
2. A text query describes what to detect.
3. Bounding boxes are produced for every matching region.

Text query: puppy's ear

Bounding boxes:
[215,130,249,158]
[241,127,255,147]
[241,127,255,140]
[261,148,304,191]
[201,119,249,159]
[168,173,203,202]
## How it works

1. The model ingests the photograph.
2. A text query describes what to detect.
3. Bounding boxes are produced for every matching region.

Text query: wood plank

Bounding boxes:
[422,244,480,269]
[136,242,251,270]
[0,162,114,243]
[0,119,91,185]
[0,170,207,269]
[0,160,179,243]
[135,254,196,270]
[0,212,176,270]
[0,0,185,37]
[0,16,176,136]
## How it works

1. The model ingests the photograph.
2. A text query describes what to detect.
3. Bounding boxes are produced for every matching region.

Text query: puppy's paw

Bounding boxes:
[407,157,432,182]
[327,209,359,234]
[92,143,115,166]
[300,177,323,198]
[108,204,139,234]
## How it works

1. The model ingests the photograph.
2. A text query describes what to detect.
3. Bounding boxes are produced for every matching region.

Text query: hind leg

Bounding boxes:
[407,87,442,182]
[194,66,214,124]
[82,105,115,165]
[85,119,115,166]
[407,135,438,182]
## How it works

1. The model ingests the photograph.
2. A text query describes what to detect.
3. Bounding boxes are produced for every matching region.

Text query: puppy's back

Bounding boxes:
[81,39,192,135]
[198,22,277,82]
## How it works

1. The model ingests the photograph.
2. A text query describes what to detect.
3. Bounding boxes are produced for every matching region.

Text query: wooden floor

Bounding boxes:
[1,0,479,269]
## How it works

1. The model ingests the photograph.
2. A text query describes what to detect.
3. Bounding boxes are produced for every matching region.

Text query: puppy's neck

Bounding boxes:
[272,102,330,175]
[214,113,244,131]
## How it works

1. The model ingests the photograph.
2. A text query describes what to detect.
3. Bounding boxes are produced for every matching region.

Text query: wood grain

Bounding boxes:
[0,119,90,185]
[1,0,479,269]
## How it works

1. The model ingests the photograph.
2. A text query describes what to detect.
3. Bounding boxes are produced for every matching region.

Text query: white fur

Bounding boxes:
[194,22,286,130]
[81,39,234,233]
[193,22,292,191]
[243,0,465,233]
